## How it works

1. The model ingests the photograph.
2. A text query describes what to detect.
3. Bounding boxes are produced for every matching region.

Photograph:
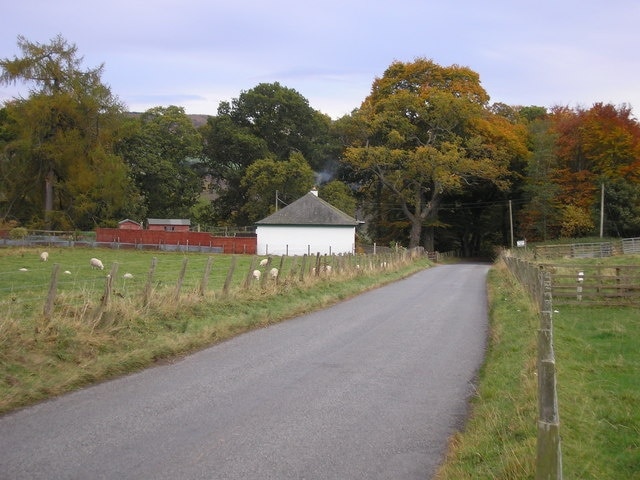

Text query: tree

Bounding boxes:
[319,180,357,217]
[240,151,315,222]
[200,113,269,225]
[201,82,342,225]
[116,106,203,218]
[0,35,133,229]
[342,58,526,250]
[549,103,640,238]
[519,114,561,241]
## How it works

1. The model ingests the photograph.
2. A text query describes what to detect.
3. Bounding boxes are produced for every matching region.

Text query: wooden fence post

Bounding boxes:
[536,270,563,480]
[259,256,271,289]
[299,254,307,282]
[223,256,238,296]
[174,258,188,302]
[276,255,285,285]
[43,263,60,322]
[101,263,119,309]
[94,262,119,322]
[199,257,214,296]
[143,257,157,307]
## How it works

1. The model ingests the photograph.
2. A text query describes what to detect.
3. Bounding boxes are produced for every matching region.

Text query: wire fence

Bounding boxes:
[501,253,563,480]
[0,248,426,327]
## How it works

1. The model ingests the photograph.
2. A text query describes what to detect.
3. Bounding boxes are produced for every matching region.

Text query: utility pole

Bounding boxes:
[599,183,605,238]
[509,199,514,248]
[275,190,279,212]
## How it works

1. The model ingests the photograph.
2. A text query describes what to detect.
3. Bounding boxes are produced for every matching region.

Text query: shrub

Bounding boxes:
[9,227,28,240]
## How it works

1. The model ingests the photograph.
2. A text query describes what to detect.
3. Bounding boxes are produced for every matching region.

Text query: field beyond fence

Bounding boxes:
[0,246,428,414]
[500,251,640,479]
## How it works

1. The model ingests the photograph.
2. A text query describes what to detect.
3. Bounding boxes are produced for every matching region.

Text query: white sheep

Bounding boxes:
[259,258,269,267]
[269,267,279,279]
[252,269,261,280]
[63,270,71,275]
[19,267,28,272]
[40,251,49,261]
[90,257,104,270]
[123,273,134,279]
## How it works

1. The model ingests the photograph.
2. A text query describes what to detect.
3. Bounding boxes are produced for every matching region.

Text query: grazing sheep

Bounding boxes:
[19,267,28,272]
[312,265,332,276]
[252,269,261,280]
[259,258,269,267]
[40,251,49,262]
[123,273,134,279]
[63,270,71,275]
[90,257,104,270]
[269,267,279,279]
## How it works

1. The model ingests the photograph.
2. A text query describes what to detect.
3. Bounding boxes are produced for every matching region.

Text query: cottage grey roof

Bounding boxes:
[256,192,359,226]
[147,218,191,226]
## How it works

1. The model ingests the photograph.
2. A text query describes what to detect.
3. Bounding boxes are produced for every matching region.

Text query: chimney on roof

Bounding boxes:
[310,186,318,196]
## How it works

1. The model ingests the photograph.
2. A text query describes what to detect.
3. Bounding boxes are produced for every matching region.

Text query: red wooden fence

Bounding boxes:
[96,228,256,254]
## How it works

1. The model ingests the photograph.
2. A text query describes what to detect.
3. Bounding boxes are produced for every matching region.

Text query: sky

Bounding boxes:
[1,0,639,119]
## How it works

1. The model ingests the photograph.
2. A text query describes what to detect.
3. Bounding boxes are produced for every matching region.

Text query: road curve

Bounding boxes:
[0,263,490,480]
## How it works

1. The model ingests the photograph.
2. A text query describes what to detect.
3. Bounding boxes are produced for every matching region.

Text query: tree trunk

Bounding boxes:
[408,215,422,249]
[44,168,55,229]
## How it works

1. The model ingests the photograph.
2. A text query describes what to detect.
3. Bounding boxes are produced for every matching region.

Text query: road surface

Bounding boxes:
[0,263,490,479]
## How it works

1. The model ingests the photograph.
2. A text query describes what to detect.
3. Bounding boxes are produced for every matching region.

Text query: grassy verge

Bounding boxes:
[435,260,539,479]
[0,250,431,415]
[436,259,640,479]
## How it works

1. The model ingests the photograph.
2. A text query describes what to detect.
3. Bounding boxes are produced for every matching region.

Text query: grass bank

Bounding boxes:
[436,259,640,479]
[0,248,431,415]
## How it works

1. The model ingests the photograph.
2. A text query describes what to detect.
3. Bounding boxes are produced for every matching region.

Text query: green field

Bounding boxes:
[0,246,430,414]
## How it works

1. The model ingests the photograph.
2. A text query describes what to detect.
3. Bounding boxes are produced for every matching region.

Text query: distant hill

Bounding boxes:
[188,114,211,127]
[126,112,211,128]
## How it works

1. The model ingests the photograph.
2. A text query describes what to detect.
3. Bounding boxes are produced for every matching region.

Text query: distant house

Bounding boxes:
[118,219,142,230]
[255,189,361,256]
[147,218,191,232]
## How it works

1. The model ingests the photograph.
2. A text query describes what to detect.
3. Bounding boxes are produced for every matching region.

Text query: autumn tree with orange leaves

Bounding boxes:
[520,103,640,240]
[342,58,527,250]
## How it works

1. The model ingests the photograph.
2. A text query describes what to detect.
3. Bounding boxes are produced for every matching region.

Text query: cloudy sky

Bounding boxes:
[1,0,639,119]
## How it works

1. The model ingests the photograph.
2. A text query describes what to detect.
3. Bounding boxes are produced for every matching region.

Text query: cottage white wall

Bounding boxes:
[256,225,355,256]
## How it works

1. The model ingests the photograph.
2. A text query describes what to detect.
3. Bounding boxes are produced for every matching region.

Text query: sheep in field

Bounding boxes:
[123,273,134,279]
[252,269,261,280]
[90,257,104,270]
[40,251,49,261]
[269,267,279,279]
[259,258,269,267]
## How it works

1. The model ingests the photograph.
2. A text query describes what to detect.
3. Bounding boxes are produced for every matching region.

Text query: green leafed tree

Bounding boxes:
[0,35,135,229]
[201,82,342,226]
[319,180,357,217]
[116,106,203,219]
[240,151,315,223]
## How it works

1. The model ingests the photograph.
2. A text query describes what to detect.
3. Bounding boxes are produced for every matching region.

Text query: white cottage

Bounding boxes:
[255,189,360,256]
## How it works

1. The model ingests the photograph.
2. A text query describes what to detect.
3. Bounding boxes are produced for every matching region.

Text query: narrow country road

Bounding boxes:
[0,263,490,480]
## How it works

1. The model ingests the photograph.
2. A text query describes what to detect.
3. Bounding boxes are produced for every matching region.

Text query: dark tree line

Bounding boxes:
[2,36,639,255]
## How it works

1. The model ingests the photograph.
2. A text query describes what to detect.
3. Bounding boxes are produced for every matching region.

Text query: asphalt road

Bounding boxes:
[0,263,490,480]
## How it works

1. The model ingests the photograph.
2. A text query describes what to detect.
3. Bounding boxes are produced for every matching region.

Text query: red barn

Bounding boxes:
[118,219,142,230]
[147,218,191,232]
